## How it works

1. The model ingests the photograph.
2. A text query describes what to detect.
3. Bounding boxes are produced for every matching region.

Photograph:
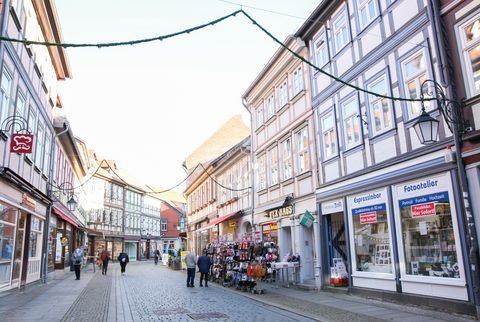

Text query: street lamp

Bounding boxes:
[52,181,78,212]
[412,80,460,144]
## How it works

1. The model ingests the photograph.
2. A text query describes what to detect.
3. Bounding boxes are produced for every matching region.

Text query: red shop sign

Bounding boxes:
[10,133,34,153]
[359,212,377,224]
[411,202,436,217]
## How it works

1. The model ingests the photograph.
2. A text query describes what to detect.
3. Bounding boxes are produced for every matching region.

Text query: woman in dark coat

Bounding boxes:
[197,252,212,287]
[117,252,129,275]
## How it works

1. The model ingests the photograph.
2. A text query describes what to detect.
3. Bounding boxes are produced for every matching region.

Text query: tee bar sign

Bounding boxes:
[10,134,34,153]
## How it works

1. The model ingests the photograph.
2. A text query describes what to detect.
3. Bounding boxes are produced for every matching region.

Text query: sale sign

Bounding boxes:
[10,134,34,153]
[360,212,377,224]
[411,202,436,217]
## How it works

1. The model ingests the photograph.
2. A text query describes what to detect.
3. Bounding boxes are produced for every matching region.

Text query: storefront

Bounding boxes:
[255,197,316,284]
[124,238,138,261]
[317,164,470,304]
[0,188,47,291]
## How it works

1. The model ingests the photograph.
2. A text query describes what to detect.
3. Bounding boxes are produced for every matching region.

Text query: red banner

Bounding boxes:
[10,134,34,153]
[359,212,377,224]
[411,202,436,217]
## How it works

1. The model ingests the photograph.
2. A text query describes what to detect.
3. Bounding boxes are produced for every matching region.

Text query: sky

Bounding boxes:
[55,0,320,192]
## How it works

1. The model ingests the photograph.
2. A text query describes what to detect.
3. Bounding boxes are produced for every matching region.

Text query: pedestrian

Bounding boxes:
[197,251,211,287]
[100,248,111,275]
[72,246,83,280]
[184,251,197,287]
[154,249,160,265]
[117,251,129,275]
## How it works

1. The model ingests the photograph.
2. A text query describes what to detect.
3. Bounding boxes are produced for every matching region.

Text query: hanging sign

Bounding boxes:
[10,133,34,153]
[299,210,315,227]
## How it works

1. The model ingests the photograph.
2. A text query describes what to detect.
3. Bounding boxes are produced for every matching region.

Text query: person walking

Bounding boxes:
[100,248,111,275]
[184,251,197,287]
[117,251,129,275]
[72,246,83,280]
[154,249,160,265]
[197,251,211,287]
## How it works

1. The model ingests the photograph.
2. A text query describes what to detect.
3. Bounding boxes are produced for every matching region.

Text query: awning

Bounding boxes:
[204,210,243,229]
[52,206,78,228]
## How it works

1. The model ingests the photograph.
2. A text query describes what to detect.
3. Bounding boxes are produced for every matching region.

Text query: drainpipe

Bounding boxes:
[42,122,70,283]
[429,0,480,317]
[242,98,255,241]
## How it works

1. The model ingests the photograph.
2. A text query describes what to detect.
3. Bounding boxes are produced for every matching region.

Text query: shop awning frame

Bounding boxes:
[204,210,243,229]
[52,206,79,228]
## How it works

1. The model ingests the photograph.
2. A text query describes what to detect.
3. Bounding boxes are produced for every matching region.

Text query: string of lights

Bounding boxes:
[199,163,251,192]
[0,10,434,103]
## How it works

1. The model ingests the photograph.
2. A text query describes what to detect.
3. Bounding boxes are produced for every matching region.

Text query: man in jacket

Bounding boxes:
[117,252,129,276]
[197,251,211,287]
[184,251,197,287]
[72,246,83,280]
[100,248,111,275]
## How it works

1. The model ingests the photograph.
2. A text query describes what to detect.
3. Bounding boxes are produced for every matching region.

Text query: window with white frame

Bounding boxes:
[278,80,288,108]
[342,97,361,148]
[296,127,310,174]
[266,93,275,119]
[14,90,26,122]
[281,138,292,180]
[256,105,264,128]
[257,154,266,190]
[268,146,279,186]
[27,107,36,158]
[458,14,480,96]
[314,32,329,67]
[368,75,393,135]
[161,219,167,231]
[357,0,378,30]
[0,67,12,125]
[293,66,304,96]
[333,10,349,53]
[43,130,52,174]
[322,111,337,158]
[35,121,45,168]
[402,51,430,119]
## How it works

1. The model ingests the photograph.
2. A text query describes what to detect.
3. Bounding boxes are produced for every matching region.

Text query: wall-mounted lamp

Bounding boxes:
[51,181,78,212]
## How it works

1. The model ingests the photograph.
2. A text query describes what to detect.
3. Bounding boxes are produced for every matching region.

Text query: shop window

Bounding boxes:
[399,191,460,278]
[352,203,392,273]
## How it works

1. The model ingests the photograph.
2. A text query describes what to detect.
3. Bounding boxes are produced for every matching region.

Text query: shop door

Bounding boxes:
[11,213,26,288]
[326,212,348,277]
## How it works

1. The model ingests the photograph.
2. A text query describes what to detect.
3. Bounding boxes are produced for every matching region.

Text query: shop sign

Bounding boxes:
[227,219,237,228]
[10,133,34,153]
[359,212,378,224]
[21,194,36,209]
[299,210,315,228]
[267,205,294,219]
[262,223,278,234]
[411,202,436,218]
[321,199,344,215]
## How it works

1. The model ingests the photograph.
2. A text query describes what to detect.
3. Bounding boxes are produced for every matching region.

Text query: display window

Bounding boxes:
[348,188,393,274]
[0,203,16,289]
[394,174,464,282]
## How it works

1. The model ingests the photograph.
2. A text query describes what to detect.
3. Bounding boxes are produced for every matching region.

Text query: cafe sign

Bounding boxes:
[267,205,294,219]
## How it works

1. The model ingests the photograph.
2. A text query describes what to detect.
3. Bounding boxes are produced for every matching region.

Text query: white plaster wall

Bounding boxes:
[324,161,340,182]
[392,0,421,32]
[336,49,354,76]
[360,24,383,57]
[373,136,397,163]
[345,149,364,174]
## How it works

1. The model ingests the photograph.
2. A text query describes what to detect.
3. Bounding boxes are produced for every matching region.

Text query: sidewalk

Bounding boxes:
[224,279,477,322]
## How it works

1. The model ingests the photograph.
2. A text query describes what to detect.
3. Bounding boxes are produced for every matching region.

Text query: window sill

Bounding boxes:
[0,131,8,141]
[322,155,340,165]
[296,170,312,180]
[343,143,364,156]
[269,183,280,191]
[277,103,290,115]
[255,124,265,133]
[291,89,306,103]
[258,188,268,195]
[369,127,397,144]
[10,7,22,31]
[34,166,41,174]
[281,177,294,185]
[265,115,277,126]
[24,156,33,166]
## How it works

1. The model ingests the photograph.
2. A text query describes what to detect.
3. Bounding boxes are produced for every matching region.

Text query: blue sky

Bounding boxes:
[55,0,319,190]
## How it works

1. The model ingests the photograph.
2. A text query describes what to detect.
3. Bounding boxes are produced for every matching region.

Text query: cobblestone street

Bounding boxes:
[1,261,476,322]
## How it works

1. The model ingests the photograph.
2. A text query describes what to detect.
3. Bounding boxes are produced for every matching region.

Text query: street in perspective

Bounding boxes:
[1,0,480,321]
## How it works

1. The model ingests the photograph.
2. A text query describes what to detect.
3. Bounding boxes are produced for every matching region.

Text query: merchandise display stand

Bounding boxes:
[206,240,280,295]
